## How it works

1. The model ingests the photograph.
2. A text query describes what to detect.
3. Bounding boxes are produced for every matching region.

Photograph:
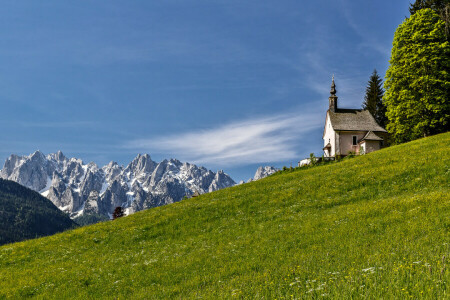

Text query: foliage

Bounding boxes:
[410,0,450,15]
[112,207,124,220]
[346,151,356,158]
[309,153,317,166]
[0,133,448,299]
[384,8,450,143]
[74,213,109,226]
[0,179,76,246]
[362,69,387,128]
[409,0,450,39]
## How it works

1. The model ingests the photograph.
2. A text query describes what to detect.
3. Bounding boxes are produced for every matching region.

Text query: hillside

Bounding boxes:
[0,133,449,298]
[0,179,76,246]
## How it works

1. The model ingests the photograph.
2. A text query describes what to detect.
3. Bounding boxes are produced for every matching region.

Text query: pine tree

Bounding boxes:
[384,9,450,143]
[362,69,387,128]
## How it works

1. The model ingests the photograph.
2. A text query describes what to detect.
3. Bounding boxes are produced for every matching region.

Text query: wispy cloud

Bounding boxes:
[297,50,367,109]
[339,0,391,57]
[125,110,323,167]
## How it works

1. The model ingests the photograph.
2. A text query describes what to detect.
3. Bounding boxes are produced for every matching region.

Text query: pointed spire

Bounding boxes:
[329,75,338,112]
[330,74,336,96]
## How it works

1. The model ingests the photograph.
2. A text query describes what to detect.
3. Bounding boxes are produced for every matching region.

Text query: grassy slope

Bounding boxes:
[0,133,449,299]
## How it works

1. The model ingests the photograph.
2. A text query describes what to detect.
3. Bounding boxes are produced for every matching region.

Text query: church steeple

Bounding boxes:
[329,75,338,112]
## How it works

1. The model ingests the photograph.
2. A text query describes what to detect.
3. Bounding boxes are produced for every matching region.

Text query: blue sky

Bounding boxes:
[0,0,411,181]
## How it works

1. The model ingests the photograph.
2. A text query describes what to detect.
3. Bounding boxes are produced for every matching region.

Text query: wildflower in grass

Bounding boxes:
[362,267,375,273]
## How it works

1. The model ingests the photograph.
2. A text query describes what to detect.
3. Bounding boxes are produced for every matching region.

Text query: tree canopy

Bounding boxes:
[362,69,387,129]
[410,0,449,14]
[384,8,450,143]
[113,206,124,220]
[409,0,450,39]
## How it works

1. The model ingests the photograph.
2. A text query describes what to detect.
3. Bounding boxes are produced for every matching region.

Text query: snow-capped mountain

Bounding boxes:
[0,151,236,218]
[252,166,278,181]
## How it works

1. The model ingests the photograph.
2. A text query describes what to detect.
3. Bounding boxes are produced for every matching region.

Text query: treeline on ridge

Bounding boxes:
[0,178,76,246]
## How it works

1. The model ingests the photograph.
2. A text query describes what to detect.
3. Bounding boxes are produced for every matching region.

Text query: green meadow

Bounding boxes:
[0,133,449,299]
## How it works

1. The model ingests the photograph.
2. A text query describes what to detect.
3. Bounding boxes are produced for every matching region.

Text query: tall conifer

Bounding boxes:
[362,69,387,128]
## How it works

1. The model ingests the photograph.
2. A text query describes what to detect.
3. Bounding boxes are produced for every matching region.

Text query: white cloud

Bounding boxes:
[339,0,391,58]
[125,110,323,167]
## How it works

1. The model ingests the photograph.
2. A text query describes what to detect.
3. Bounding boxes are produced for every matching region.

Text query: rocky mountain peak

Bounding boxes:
[103,161,121,181]
[125,153,156,175]
[208,169,236,192]
[49,150,66,162]
[1,151,236,220]
[0,154,22,178]
[106,161,118,167]
[30,150,46,163]
[253,166,278,181]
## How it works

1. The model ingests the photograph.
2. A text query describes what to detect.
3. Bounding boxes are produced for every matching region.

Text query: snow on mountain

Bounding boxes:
[252,166,278,181]
[0,151,236,219]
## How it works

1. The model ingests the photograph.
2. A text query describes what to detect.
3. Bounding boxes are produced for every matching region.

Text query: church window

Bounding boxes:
[352,136,357,145]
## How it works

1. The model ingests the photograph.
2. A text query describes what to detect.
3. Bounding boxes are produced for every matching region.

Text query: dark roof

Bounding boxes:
[329,109,387,132]
[323,143,331,150]
[360,131,384,142]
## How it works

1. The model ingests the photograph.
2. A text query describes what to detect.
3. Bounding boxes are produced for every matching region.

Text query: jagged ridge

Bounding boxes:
[0,151,236,218]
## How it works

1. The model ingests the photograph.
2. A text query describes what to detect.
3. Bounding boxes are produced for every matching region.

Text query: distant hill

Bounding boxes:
[0,179,76,245]
[0,133,448,298]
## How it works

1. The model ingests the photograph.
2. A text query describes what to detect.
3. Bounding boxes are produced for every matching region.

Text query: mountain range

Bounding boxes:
[0,151,236,219]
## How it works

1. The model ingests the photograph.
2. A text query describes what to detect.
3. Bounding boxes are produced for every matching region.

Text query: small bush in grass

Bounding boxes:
[347,151,356,158]
[112,207,124,220]
[309,153,317,166]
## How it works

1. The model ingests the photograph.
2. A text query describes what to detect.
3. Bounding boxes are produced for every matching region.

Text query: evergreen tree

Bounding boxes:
[362,69,387,128]
[384,9,450,143]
